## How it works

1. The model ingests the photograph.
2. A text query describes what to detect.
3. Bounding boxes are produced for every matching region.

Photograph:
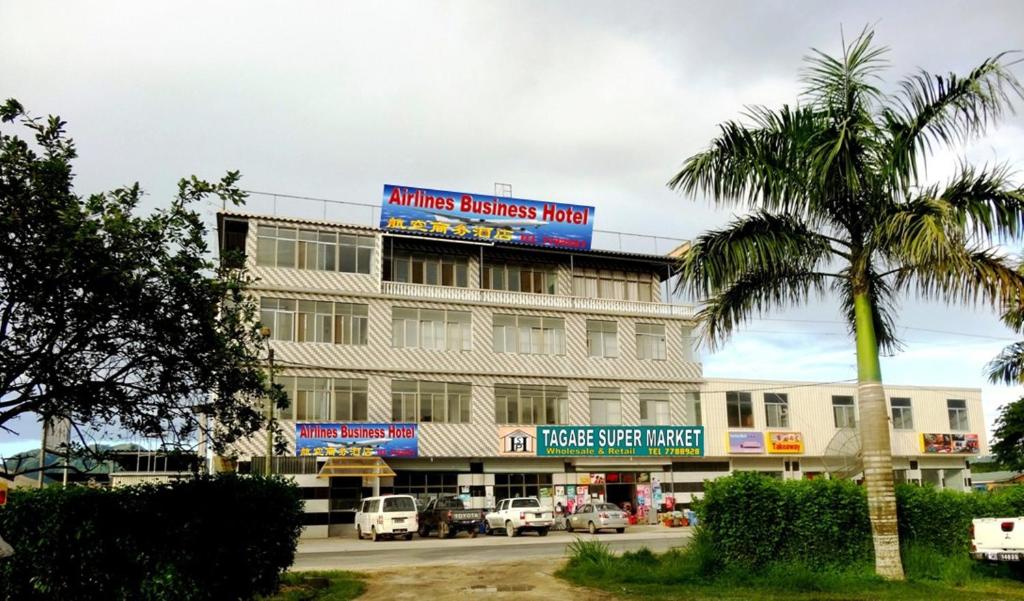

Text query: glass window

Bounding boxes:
[589,387,622,425]
[484,264,557,295]
[726,391,753,428]
[295,377,331,421]
[494,384,567,425]
[586,320,618,358]
[390,252,467,287]
[686,391,702,426]
[948,399,968,431]
[890,397,913,430]
[636,323,666,360]
[334,303,368,345]
[333,379,368,421]
[393,308,470,351]
[764,393,789,428]
[259,298,295,341]
[338,234,374,274]
[640,390,670,426]
[296,300,333,343]
[681,327,698,363]
[832,395,857,429]
[572,268,656,301]
[391,380,471,423]
[493,314,565,356]
[256,225,371,272]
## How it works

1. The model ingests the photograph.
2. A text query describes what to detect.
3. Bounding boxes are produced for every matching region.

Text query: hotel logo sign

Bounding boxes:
[498,426,537,456]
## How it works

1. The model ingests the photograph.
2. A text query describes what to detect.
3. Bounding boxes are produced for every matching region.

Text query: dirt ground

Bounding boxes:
[357,559,618,601]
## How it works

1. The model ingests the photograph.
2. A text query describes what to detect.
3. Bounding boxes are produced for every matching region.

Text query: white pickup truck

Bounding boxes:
[484,497,553,537]
[970,517,1024,566]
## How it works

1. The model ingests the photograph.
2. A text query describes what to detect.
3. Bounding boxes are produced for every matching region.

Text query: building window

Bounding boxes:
[636,323,666,360]
[392,308,471,351]
[492,315,565,355]
[726,391,753,428]
[270,376,368,422]
[494,473,553,501]
[681,326,698,363]
[257,225,374,273]
[390,380,471,423]
[640,390,670,426]
[764,393,789,428]
[260,298,367,345]
[586,320,618,358]
[947,399,969,431]
[832,395,857,429]
[686,391,702,426]
[572,268,654,302]
[494,384,568,425]
[589,387,622,425]
[890,397,913,430]
[391,252,468,287]
[483,264,557,294]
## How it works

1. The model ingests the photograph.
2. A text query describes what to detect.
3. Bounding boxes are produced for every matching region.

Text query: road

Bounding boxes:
[293,526,692,571]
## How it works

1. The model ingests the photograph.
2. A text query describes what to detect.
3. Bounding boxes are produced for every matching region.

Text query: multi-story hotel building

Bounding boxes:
[217,204,986,538]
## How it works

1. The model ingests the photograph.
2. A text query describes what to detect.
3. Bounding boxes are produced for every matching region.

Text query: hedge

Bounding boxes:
[0,474,304,601]
[694,472,1024,570]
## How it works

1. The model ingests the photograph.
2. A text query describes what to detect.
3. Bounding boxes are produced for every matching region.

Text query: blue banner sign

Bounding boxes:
[535,426,704,457]
[380,184,596,250]
[295,423,418,458]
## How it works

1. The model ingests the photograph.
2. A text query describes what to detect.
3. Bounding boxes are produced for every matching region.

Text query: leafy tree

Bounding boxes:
[990,396,1024,473]
[668,29,1024,579]
[0,98,283,468]
[987,303,1024,385]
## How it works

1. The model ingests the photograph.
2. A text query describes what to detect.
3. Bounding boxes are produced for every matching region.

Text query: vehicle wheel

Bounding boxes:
[438,522,449,539]
[419,525,430,538]
[371,527,379,542]
[588,521,597,535]
[537,527,549,537]
[470,527,478,538]
[565,522,573,533]
[404,533,413,541]
[356,525,363,540]
[484,522,493,536]
[505,521,516,537]
[616,528,625,534]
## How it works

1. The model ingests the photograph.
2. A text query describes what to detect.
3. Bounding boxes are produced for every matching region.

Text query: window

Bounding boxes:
[586,320,618,358]
[390,252,468,287]
[636,323,666,360]
[572,268,654,302]
[494,384,568,425]
[726,391,753,428]
[685,391,702,426]
[483,264,557,294]
[640,390,670,426]
[948,399,969,431]
[257,225,374,273]
[272,376,369,421]
[833,395,857,429]
[333,379,368,421]
[764,393,789,428]
[890,397,913,430]
[392,308,471,351]
[681,326,698,363]
[260,298,367,345]
[492,314,565,355]
[589,387,622,425]
[392,471,459,500]
[390,380,471,423]
[493,473,552,501]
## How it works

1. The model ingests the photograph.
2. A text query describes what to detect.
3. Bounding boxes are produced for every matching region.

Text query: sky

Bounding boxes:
[2,0,1024,456]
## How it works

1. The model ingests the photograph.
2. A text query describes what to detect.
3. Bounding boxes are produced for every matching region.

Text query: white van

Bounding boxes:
[355,495,418,541]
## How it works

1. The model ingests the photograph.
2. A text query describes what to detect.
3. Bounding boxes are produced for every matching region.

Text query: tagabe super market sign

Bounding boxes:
[536,426,704,457]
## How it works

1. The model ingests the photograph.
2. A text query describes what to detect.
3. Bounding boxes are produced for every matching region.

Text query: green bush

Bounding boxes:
[0,474,304,601]
[896,483,1024,554]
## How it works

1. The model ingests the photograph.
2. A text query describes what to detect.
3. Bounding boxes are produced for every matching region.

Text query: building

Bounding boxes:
[217,190,987,538]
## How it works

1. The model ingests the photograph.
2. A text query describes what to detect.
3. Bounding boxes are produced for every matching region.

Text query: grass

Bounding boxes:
[557,536,1024,601]
[258,571,366,601]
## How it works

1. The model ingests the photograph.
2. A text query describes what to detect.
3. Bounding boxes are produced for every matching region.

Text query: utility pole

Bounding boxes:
[37,415,48,489]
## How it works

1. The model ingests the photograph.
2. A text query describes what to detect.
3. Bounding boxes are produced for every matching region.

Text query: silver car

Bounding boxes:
[566,502,628,534]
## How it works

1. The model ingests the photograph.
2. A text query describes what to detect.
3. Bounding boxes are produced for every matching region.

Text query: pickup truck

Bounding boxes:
[484,497,553,537]
[971,517,1024,570]
[417,496,483,538]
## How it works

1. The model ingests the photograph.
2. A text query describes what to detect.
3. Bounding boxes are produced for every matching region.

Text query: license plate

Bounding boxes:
[999,553,1021,561]
[393,518,405,523]
[534,513,542,518]
[393,528,407,533]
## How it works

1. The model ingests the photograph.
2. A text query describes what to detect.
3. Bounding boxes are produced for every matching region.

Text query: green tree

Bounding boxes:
[668,30,1024,579]
[0,98,281,463]
[990,397,1024,473]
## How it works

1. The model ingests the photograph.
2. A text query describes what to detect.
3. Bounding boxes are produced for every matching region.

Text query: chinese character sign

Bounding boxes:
[765,432,804,454]
[380,185,595,250]
[295,423,418,458]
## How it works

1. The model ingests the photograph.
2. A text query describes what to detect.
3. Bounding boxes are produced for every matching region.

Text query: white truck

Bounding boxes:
[970,517,1024,567]
[484,497,553,537]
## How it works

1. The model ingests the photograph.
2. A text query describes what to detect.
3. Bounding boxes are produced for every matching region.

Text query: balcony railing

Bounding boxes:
[381,281,697,318]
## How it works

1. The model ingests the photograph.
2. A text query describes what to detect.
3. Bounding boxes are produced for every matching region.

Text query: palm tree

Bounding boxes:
[987,304,1024,384]
[669,29,1024,580]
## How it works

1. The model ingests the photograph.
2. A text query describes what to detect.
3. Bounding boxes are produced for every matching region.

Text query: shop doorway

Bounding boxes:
[605,483,634,509]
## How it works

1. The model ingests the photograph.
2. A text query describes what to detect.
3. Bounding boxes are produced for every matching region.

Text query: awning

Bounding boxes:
[316,456,396,479]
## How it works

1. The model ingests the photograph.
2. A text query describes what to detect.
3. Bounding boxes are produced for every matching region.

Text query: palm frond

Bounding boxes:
[698,267,832,351]
[986,341,1024,385]
[800,26,888,115]
[896,246,1024,309]
[883,52,1024,187]
[675,211,836,299]
[927,163,1024,239]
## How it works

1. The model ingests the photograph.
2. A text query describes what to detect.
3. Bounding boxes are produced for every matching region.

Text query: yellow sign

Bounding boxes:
[766,432,804,454]
[0,479,8,506]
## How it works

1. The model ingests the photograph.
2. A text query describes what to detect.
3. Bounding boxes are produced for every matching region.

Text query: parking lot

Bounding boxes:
[293,525,692,571]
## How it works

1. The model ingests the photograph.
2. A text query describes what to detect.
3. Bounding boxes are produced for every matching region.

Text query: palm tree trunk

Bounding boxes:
[853,290,905,580]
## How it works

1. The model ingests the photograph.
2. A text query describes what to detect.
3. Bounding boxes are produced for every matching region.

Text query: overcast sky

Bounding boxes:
[2,0,1024,455]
